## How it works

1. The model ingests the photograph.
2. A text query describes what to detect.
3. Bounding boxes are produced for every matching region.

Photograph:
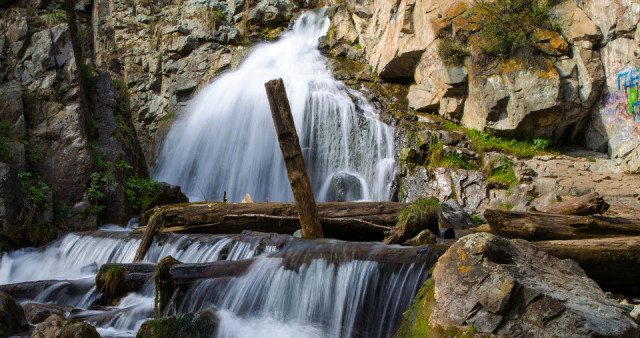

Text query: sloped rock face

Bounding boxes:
[397,233,640,337]
[92,0,301,164]
[0,291,28,336]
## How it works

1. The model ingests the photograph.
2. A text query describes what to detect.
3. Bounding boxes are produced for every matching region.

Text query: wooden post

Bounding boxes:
[265,79,324,239]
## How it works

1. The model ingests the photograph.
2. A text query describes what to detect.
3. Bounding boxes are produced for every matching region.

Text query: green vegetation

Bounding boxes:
[485,156,519,190]
[126,178,160,212]
[0,122,13,162]
[396,197,440,230]
[396,278,471,337]
[428,143,479,170]
[587,156,596,163]
[18,172,53,211]
[500,203,514,210]
[101,266,124,299]
[442,122,461,131]
[17,172,61,245]
[469,213,484,225]
[437,36,469,65]
[474,0,556,58]
[532,137,552,151]
[81,64,96,88]
[138,313,218,338]
[464,129,552,158]
[88,172,107,214]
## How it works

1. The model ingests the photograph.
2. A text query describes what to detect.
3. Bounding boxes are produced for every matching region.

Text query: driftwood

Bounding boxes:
[534,236,640,290]
[265,78,323,239]
[539,192,609,215]
[484,209,640,241]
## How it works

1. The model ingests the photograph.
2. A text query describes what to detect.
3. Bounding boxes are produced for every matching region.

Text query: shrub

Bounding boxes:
[532,137,552,150]
[126,178,160,212]
[473,0,556,58]
[437,36,469,65]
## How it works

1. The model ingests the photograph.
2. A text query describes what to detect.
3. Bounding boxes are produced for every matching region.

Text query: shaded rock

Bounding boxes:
[326,172,364,202]
[23,303,73,324]
[438,199,472,229]
[31,314,100,338]
[397,233,640,337]
[151,182,189,209]
[0,162,23,247]
[0,291,28,336]
[136,310,219,338]
[406,229,438,246]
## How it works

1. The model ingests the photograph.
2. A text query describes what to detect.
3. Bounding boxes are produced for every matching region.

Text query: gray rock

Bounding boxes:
[23,303,73,324]
[31,314,100,338]
[0,291,28,336]
[428,233,639,336]
[0,162,23,247]
[326,172,364,202]
[137,309,219,338]
[438,199,472,229]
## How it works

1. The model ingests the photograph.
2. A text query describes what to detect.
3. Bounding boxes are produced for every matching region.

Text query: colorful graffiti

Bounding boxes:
[598,66,640,146]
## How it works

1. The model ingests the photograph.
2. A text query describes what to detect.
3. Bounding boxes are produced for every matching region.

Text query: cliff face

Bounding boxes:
[324,0,639,172]
[0,0,638,247]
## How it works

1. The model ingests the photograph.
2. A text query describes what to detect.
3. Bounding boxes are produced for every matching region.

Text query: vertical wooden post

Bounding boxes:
[264,79,324,239]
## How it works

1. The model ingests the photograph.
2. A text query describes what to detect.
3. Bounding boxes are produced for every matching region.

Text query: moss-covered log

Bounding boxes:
[95,263,156,304]
[539,192,609,215]
[484,209,640,241]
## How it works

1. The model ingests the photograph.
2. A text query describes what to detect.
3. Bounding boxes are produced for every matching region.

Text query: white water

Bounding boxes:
[153,9,395,203]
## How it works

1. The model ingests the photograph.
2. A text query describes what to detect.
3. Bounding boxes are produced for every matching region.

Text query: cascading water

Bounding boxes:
[0,229,434,337]
[153,9,395,203]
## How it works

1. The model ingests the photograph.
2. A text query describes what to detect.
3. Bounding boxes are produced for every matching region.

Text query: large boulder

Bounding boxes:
[31,314,100,338]
[397,233,640,337]
[438,199,472,229]
[23,303,73,324]
[0,291,28,336]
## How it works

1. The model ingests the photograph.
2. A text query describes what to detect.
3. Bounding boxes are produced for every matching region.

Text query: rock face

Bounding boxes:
[438,199,472,229]
[31,314,101,338]
[0,291,28,336]
[136,310,219,338]
[397,233,640,337]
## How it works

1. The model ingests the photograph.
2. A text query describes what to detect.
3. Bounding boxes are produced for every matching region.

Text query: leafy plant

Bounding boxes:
[88,172,107,214]
[18,172,53,211]
[464,129,553,158]
[532,137,552,150]
[437,36,469,65]
[126,178,160,212]
[469,213,484,225]
[473,0,556,58]
[114,160,133,169]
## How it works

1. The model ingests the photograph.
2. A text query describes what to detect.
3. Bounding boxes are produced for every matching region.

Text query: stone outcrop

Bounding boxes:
[0,291,28,336]
[136,310,219,338]
[396,233,640,337]
[31,314,101,338]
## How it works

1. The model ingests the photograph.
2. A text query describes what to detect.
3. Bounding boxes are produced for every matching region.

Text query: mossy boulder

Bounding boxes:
[31,314,100,338]
[136,310,219,338]
[397,233,640,337]
[0,291,28,336]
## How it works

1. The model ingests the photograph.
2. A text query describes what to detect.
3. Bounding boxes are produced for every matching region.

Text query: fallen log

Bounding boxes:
[95,263,156,303]
[539,192,609,215]
[484,209,640,241]
[534,236,640,291]
[134,202,408,260]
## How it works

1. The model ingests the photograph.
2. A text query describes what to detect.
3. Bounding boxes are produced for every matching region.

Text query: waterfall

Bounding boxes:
[0,230,433,337]
[153,9,396,203]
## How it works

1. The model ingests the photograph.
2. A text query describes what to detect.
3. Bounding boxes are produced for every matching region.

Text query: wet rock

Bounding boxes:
[0,291,28,336]
[31,314,100,338]
[150,182,189,209]
[23,303,73,324]
[0,162,23,247]
[405,229,438,246]
[136,309,219,338]
[397,233,640,337]
[438,199,472,229]
[326,172,364,202]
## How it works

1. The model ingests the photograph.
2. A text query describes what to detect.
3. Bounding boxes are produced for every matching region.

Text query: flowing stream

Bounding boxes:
[153,9,395,203]
[0,229,434,337]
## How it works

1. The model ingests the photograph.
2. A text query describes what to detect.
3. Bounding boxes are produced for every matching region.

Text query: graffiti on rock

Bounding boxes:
[599,66,640,145]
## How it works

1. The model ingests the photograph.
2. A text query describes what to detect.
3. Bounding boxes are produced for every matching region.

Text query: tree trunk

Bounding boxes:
[265,78,323,239]
[539,192,609,215]
[484,209,640,241]
[534,236,640,291]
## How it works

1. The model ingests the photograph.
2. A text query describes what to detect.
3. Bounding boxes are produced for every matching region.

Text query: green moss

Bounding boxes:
[101,266,124,299]
[154,256,181,317]
[428,143,479,170]
[469,213,484,225]
[396,197,440,231]
[485,157,518,190]
[137,313,217,338]
[442,122,461,131]
[395,278,470,337]
[464,129,553,158]
[500,203,513,210]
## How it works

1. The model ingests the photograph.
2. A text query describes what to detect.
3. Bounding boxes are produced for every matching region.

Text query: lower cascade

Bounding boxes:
[0,229,434,337]
[153,9,396,203]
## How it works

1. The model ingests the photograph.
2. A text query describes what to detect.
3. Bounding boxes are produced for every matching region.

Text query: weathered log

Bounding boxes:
[539,192,609,215]
[265,78,323,239]
[484,209,640,241]
[133,211,164,262]
[534,236,640,291]
[95,263,156,303]
[140,202,407,228]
